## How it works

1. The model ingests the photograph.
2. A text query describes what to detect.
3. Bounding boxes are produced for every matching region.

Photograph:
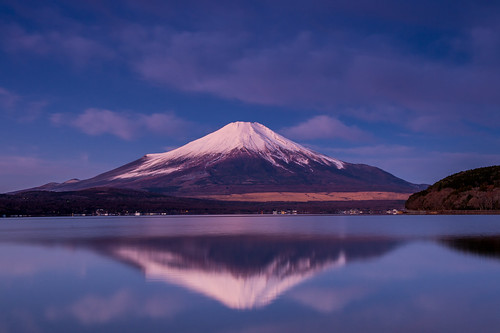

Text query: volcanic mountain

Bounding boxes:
[32,122,425,199]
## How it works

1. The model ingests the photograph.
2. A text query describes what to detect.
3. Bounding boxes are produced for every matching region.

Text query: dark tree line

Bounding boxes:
[0,187,405,217]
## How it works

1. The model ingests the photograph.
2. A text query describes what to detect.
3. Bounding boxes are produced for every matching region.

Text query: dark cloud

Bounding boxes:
[2,1,499,131]
[122,25,500,134]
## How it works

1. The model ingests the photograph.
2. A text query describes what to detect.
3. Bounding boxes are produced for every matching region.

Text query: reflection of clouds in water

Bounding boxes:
[0,244,88,277]
[68,290,131,324]
[288,286,370,313]
[46,289,186,325]
[339,287,500,333]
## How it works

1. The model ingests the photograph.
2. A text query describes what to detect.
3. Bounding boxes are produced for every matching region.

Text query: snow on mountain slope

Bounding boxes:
[113,121,344,179]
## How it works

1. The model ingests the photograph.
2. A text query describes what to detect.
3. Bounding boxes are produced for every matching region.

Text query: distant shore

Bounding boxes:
[4,210,500,218]
[404,210,500,215]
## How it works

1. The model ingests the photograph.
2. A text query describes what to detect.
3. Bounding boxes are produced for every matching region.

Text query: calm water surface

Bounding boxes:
[1,215,500,332]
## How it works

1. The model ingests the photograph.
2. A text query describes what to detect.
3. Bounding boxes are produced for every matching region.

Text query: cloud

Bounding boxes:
[70,108,137,140]
[126,28,246,99]
[2,3,500,133]
[325,144,414,156]
[281,115,370,141]
[0,86,47,121]
[2,1,500,138]
[139,113,193,136]
[1,24,114,66]
[127,28,497,110]
[0,87,20,109]
[129,31,346,108]
[120,23,500,133]
[51,108,193,140]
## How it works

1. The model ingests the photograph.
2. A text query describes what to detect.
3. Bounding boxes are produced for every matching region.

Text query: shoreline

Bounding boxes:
[3,210,500,218]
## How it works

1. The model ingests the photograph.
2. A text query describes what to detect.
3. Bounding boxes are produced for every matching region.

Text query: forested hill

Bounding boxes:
[406,166,500,211]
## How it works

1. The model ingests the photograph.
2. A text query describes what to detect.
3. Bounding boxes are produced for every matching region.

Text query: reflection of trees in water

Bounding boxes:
[441,236,500,259]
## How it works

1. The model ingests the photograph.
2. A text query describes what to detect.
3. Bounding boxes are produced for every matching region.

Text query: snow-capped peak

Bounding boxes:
[154,121,342,164]
[113,122,344,179]
[162,121,309,156]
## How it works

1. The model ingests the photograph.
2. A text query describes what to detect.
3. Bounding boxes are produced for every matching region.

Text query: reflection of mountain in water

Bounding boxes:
[86,235,400,309]
[441,236,500,260]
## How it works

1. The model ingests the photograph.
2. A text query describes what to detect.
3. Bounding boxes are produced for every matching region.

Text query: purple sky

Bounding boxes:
[1,0,500,192]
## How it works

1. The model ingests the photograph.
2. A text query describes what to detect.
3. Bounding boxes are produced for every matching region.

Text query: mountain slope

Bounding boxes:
[28,122,425,196]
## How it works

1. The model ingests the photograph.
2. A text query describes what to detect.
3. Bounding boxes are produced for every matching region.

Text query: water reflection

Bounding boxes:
[43,233,500,310]
[46,235,401,309]
[441,236,500,260]
[3,216,500,332]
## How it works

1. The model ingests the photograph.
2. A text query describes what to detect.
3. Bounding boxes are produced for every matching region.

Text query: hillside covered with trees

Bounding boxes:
[406,166,500,211]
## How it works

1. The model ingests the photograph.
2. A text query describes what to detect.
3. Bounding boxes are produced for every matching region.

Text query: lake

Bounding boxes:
[1,215,500,332]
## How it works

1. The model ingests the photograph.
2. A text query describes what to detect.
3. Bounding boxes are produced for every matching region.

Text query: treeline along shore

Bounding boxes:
[0,188,405,217]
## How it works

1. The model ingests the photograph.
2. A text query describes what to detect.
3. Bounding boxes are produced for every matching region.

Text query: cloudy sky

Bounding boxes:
[1,0,500,192]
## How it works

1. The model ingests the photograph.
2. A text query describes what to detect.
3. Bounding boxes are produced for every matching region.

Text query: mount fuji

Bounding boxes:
[30,122,425,199]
